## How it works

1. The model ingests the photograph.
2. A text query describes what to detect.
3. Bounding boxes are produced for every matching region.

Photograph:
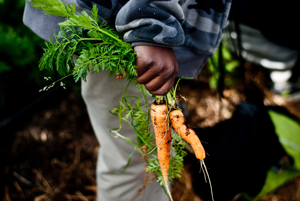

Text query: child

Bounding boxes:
[23,0,232,200]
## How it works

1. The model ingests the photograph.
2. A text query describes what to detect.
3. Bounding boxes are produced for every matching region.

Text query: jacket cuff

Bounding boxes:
[131,42,173,49]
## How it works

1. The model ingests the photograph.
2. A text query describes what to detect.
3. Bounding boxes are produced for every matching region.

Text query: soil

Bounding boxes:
[2,64,300,201]
[1,91,98,201]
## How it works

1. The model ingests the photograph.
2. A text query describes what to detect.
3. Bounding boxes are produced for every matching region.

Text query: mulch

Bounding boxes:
[2,92,98,201]
[2,64,300,201]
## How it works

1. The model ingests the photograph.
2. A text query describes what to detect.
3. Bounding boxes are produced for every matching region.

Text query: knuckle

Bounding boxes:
[160,64,178,79]
[142,57,154,67]
[163,67,174,77]
[154,61,164,72]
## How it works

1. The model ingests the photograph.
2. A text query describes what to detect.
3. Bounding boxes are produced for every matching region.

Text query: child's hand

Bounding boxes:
[134,45,178,95]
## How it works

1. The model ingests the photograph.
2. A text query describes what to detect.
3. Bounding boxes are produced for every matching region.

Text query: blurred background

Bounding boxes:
[1,0,300,201]
[0,1,94,200]
[0,0,48,120]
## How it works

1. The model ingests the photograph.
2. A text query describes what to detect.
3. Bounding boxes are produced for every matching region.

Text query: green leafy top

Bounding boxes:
[29,0,74,17]
[28,0,136,83]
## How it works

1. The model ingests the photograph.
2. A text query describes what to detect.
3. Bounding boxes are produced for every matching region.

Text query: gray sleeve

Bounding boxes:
[115,0,185,48]
[23,0,92,42]
[23,0,64,42]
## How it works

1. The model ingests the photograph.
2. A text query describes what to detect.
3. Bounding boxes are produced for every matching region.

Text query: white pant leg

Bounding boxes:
[81,71,168,201]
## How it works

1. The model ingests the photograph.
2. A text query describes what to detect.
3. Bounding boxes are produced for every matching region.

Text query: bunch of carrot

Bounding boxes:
[150,84,213,201]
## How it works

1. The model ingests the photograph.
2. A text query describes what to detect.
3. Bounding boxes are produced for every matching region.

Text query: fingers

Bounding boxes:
[136,67,159,84]
[146,74,177,95]
[140,67,177,94]
[137,62,178,95]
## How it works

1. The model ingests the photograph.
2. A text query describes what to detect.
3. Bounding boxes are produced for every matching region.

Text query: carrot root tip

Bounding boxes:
[200,160,214,201]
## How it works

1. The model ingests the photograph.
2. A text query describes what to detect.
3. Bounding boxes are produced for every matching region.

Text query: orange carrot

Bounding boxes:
[169,109,205,160]
[170,109,214,201]
[150,103,172,200]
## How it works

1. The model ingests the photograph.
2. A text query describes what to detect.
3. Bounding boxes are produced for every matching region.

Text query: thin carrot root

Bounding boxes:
[201,160,214,201]
[169,109,206,160]
[150,103,173,201]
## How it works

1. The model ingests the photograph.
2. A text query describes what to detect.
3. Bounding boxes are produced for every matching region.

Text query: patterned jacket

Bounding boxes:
[23,0,232,78]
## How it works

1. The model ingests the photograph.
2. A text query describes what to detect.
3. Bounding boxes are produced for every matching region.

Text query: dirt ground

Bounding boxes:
[2,91,98,201]
[2,64,300,201]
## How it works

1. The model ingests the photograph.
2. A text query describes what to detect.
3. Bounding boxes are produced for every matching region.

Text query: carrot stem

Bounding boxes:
[155,95,164,104]
[114,79,133,133]
[141,85,150,121]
